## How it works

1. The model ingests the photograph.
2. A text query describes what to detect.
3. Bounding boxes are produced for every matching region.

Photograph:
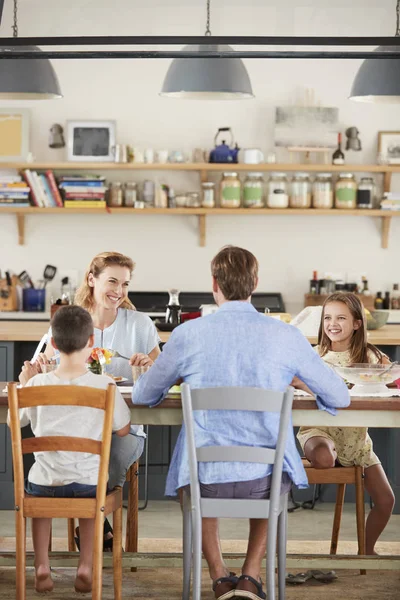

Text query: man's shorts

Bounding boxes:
[194,472,292,499]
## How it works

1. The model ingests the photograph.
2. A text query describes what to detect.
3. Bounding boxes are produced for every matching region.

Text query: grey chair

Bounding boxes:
[181,384,294,600]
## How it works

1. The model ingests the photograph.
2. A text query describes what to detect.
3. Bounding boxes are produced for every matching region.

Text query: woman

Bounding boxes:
[22,251,160,549]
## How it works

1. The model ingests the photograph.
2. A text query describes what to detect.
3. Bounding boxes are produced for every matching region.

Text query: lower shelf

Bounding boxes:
[0,207,397,248]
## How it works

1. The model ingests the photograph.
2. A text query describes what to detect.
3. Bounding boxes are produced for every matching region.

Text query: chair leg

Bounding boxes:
[330,484,346,554]
[67,518,76,551]
[191,505,202,600]
[266,512,278,600]
[125,461,139,553]
[92,513,105,600]
[48,524,52,551]
[113,489,123,600]
[277,494,288,600]
[182,490,192,600]
[15,512,26,600]
[355,466,366,575]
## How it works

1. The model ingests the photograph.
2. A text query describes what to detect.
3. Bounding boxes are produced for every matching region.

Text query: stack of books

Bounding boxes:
[58,175,107,208]
[0,170,31,207]
[22,169,63,207]
[381,192,400,211]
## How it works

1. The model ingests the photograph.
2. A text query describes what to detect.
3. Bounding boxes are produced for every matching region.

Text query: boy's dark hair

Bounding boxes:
[211,245,258,300]
[51,305,94,355]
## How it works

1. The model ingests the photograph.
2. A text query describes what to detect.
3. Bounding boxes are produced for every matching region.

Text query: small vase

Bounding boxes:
[88,361,104,375]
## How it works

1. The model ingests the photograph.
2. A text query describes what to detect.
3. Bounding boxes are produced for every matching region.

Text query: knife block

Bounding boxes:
[0,275,19,311]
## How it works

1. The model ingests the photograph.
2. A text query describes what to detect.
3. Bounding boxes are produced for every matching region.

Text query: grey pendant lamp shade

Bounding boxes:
[0,46,62,99]
[350,0,400,102]
[160,44,254,100]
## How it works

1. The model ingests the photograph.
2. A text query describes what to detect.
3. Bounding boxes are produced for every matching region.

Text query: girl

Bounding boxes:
[296,292,395,555]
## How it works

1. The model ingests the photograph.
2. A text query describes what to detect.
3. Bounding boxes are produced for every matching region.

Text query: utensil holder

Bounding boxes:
[23,288,46,312]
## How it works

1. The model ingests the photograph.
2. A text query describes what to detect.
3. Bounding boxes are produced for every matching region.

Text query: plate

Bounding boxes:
[107,375,128,383]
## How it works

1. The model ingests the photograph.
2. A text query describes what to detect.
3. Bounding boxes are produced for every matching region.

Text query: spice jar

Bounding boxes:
[220,172,241,208]
[357,177,375,209]
[107,181,123,207]
[267,173,288,208]
[289,172,311,208]
[335,173,357,209]
[243,173,264,208]
[186,192,201,208]
[312,173,333,208]
[201,182,215,208]
[123,182,137,207]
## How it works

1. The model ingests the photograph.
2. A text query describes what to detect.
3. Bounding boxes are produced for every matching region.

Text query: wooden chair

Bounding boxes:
[302,459,366,575]
[8,382,123,600]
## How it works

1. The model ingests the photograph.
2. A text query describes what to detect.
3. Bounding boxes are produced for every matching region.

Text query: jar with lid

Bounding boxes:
[107,181,123,207]
[312,173,333,208]
[289,172,311,208]
[201,182,215,208]
[220,172,241,208]
[267,173,288,208]
[186,192,201,208]
[123,182,137,207]
[357,177,375,209]
[243,173,264,208]
[335,173,357,209]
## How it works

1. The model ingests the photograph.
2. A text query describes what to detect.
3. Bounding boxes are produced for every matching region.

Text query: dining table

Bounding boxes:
[0,382,399,572]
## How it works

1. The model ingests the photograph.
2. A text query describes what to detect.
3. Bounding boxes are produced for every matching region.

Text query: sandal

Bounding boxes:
[310,569,337,583]
[212,572,238,600]
[74,518,114,552]
[234,575,266,600]
[286,571,313,585]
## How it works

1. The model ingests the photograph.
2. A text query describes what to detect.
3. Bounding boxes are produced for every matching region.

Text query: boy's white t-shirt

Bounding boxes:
[13,371,131,487]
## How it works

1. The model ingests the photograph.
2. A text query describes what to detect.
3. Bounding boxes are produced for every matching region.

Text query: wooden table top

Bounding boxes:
[0,320,399,345]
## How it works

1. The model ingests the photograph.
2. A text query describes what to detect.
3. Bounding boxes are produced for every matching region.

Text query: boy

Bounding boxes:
[10,305,131,594]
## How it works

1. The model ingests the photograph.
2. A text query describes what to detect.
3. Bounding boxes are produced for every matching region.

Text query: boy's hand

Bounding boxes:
[129,353,154,367]
[19,361,39,386]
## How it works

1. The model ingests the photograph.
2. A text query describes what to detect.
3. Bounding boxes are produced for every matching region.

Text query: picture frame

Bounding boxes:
[377,131,400,164]
[0,108,30,162]
[66,120,116,162]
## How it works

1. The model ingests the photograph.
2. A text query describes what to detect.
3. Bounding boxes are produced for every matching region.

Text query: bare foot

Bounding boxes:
[35,565,54,593]
[74,566,92,594]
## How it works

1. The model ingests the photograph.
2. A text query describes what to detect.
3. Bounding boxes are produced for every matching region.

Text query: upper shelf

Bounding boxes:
[1,162,400,172]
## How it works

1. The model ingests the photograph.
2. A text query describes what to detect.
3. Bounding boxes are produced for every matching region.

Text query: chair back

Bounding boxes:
[181,384,294,517]
[7,382,115,514]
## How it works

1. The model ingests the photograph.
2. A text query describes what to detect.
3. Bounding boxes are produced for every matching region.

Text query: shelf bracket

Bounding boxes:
[198,214,206,247]
[16,214,25,245]
[381,216,391,249]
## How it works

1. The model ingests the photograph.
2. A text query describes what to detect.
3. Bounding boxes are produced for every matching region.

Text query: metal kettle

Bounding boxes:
[209,127,240,163]
[165,288,182,326]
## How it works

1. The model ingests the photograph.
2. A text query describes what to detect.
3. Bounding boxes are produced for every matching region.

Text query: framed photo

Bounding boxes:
[0,108,30,162]
[66,120,116,162]
[378,131,400,164]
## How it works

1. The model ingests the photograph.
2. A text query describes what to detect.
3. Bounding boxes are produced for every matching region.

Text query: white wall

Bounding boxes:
[0,0,399,314]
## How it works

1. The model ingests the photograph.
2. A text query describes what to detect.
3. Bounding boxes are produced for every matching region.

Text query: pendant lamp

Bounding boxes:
[350,0,400,102]
[160,0,253,100]
[0,0,62,99]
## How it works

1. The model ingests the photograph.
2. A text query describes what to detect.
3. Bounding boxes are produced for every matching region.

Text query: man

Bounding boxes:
[132,246,350,600]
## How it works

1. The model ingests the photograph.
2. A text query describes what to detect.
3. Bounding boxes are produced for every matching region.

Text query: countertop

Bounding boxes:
[0,319,399,345]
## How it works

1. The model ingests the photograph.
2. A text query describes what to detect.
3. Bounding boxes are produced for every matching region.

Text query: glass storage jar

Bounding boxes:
[312,173,333,208]
[335,173,357,209]
[186,192,201,208]
[201,182,215,208]
[357,177,375,209]
[220,172,241,208]
[243,173,264,208]
[267,173,288,208]
[289,172,311,208]
[107,181,123,207]
[123,182,137,207]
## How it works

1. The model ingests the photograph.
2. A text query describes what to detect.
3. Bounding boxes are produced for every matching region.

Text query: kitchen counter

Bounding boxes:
[0,319,399,345]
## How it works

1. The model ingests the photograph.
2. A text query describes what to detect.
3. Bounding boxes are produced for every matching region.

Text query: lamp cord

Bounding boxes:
[205,0,211,36]
[12,0,17,38]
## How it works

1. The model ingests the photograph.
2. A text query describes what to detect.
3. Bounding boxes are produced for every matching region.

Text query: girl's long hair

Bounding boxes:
[74,251,136,312]
[318,292,382,364]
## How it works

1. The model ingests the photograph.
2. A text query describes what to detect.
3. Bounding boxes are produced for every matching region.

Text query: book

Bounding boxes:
[64,200,107,208]
[0,203,30,207]
[40,174,57,207]
[59,180,105,187]
[21,170,41,207]
[58,175,105,182]
[0,195,30,201]
[64,192,105,200]
[60,185,107,194]
[45,170,64,208]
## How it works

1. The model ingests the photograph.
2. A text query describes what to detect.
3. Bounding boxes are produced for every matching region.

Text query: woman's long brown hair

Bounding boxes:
[74,251,136,312]
[318,292,382,364]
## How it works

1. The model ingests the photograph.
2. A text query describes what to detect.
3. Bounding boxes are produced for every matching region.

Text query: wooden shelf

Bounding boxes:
[0,162,398,247]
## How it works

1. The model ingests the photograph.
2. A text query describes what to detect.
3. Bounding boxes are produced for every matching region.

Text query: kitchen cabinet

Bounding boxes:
[0,162,399,248]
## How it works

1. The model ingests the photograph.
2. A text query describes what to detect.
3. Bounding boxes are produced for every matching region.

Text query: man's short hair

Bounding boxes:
[211,246,258,300]
[51,305,94,355]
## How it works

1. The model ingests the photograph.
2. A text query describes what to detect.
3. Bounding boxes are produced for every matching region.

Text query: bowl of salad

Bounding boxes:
[333,363,400,396]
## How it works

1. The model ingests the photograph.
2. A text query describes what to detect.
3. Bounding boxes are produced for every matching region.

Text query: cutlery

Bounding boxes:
[43,265,57,287]
[112,350,130,360]
[18,270,34,288]
[379,362,398,378]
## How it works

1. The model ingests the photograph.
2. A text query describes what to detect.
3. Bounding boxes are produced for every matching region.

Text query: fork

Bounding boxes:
[111,350,130,360]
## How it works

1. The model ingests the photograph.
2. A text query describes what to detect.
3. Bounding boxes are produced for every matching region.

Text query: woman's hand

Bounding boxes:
[129,353,154,367]
[19,361,39,386]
